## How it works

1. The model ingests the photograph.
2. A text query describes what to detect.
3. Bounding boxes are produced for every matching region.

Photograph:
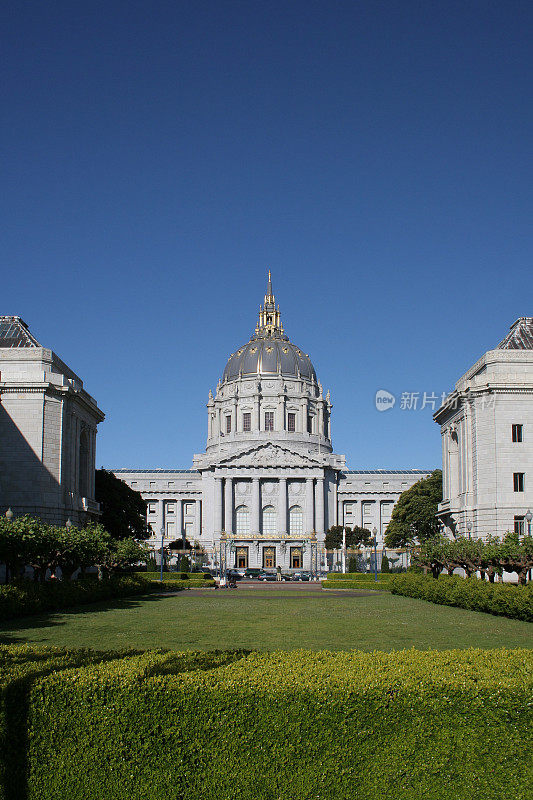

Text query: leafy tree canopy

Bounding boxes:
[384,470,443,548]
[95,469,150,540]
[325,525,373,550]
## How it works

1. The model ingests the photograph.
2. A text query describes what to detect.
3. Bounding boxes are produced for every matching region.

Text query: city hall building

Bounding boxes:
[114,274,430,572]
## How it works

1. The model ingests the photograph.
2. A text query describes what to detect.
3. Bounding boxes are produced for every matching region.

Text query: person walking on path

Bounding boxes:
[276,565,282,581]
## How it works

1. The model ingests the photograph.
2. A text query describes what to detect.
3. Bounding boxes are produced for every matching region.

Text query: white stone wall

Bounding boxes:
[435,344,533,539]
[0,345,104,525]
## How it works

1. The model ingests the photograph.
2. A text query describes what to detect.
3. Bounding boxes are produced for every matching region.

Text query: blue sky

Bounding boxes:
[2,1,532,470]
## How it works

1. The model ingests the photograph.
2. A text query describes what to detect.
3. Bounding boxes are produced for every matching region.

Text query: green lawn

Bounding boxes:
[0,588,531,651]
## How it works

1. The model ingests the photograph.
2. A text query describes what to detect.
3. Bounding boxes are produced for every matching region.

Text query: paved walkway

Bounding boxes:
[162,581,373,598]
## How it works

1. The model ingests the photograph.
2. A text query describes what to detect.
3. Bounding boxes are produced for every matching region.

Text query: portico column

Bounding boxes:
[214,478,223,535]
[159,499,165,537]
[176,499,183,543]
[252,477,260,535]
[278,477,287,535]
[337,496,343,527]
[305,478,314,534]
[224,477,233,535]
[195,499,201,538]
[315,477,325,535]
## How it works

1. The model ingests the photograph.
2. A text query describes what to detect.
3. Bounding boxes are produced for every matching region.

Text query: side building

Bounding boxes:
[434,317,533,539]
[0,316,105,525]
[113,275,431,572]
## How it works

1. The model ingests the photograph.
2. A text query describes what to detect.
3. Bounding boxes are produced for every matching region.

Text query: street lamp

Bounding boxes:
[466,521,472,540]
[525,509,532,539]
[372,527,378,583]
[5,508,13,520]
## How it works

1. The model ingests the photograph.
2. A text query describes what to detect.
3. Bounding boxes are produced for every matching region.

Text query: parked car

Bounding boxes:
[244,568,263,579]
[292,571,312,581]
[257,570,277,582]
[226,569,243,581]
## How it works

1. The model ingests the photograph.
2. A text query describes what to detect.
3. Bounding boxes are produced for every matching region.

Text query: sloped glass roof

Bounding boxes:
[0,316,41,348]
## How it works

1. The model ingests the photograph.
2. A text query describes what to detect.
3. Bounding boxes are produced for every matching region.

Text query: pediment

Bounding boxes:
[216,442,324,469]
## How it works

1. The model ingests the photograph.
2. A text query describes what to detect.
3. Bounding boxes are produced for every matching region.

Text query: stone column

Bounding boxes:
[159,499,165,538]
[176,499,183,543]
[337,497,343,527]
[278,477,287,535]
[315,477,325,535]
[252,477,260,535]
[224,477,233,535]
[254,385,261,433]
[214,478,223,535]
[195,499,201,538]
[305,478,314,534]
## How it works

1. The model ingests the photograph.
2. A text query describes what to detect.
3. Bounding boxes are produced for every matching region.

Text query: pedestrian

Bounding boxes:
[276,565,282,581]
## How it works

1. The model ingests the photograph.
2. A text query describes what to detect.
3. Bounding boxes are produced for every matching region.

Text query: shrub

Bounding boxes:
[380,554,390,572]
[322,579,391,591]
[3,646,529,800]
[324,573,392,581]
[0,576,184,622]
[391,574,533,622]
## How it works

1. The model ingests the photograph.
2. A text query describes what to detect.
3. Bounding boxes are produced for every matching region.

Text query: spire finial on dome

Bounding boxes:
[256,269,283,337]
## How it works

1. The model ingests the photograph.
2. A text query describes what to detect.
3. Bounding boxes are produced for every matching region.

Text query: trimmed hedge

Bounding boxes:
[325,573,392,581]
[136,571,212,581]
[0,646,530,800]
[0,645,247,800]
[322,579,391,591]
[0,576,185,622]
[391,574,533,622]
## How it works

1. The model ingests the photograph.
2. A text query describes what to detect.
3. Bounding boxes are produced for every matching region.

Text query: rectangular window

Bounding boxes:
[345,503,353,515]
[243,412,251,432]
[166,503,175,514]
[513,472,525,492]
[185,502,194,515]
[149,481,155,488]
[512,424,523,443]
[287,412,296,432]
[168,481,174,488]
[184,521,193,536]
[226,415,232,434]
[514,516,525,535]
[148,502,156,514]
[166,522,175,538]
[307,415,313,434]
[265,411,274,431]
[131,481,137,487]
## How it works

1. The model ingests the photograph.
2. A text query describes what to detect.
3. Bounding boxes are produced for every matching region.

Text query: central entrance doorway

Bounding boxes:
[290,546,302,569]
[235,546,248,569]
[262,546,276,569]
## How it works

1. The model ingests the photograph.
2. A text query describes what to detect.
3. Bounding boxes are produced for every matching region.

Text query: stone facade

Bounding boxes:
[113,275,430,571]
[0,317,105,525]
[434,317,533,540]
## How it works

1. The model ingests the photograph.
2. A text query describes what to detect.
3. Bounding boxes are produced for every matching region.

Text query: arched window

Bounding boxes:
[289,505,303,536]
[79,430,89,498]
[262,505,276,537]
[235,505,250,536]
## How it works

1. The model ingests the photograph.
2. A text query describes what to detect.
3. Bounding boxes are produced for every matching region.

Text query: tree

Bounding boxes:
[325,525,373,550]
[385,470,443,548]
[179,554,190,572]
[381,554,390,573]
[95,469,151,540]
[347,556,358,573]
[101,537,150,577]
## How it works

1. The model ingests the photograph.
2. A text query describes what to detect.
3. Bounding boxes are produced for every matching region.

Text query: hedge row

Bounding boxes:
[1,645,530,800]
[325,572,393,581]
[0,576,185,622]
[135,571,213,581]
[322,579,391,591]
[0,645,248,800]
[391,574,533,621]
